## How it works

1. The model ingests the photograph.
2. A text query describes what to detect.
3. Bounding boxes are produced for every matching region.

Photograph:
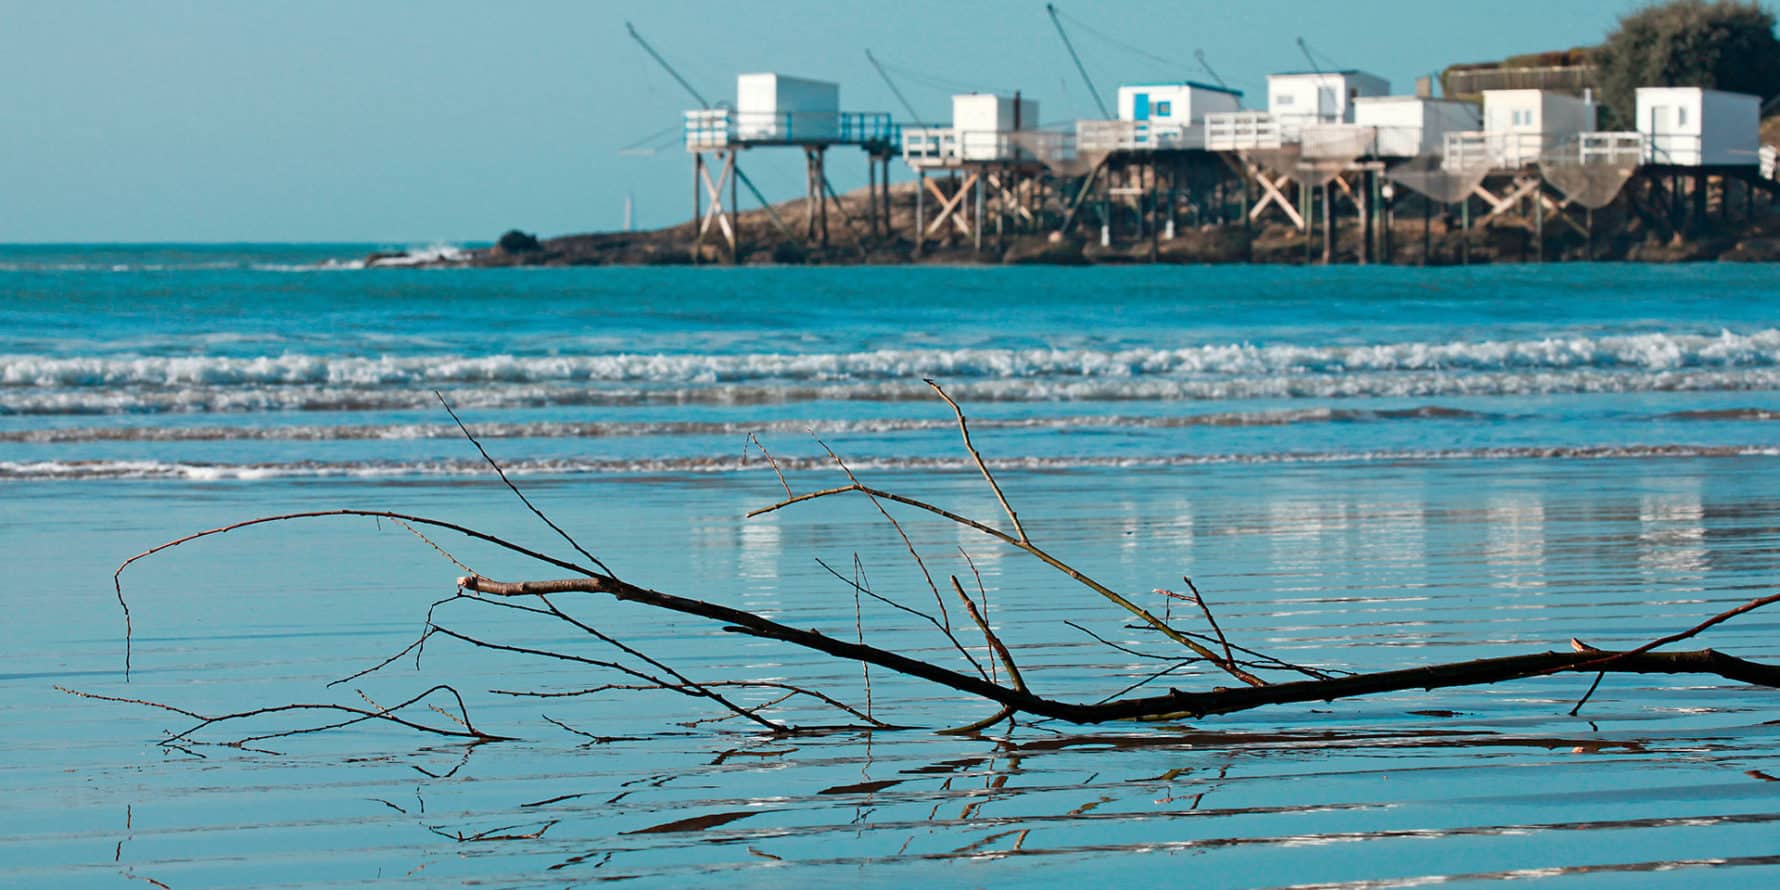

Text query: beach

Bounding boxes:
[6,251,1780,886]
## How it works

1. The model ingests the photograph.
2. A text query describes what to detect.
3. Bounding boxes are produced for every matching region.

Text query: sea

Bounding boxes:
[4,244,1780,888]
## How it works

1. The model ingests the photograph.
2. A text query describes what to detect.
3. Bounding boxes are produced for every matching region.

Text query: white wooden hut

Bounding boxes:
[734,73,839,142]
[1119,82,1242,125]
[1352,96,1479,158]
[950,93,1039,161]
[1267,70,1390,133]
[903,93,1040,166]
[1636,87,1760,166]
[1468,89,1595,167]
[1080,81,1243,150]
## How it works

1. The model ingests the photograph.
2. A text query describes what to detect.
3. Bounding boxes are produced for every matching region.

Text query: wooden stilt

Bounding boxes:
[1534,179,1544,263]
[817,149,829,248]
[1322,181,1333,265]
[974,170,985,253]
[1148,162,1160,263]
[1460,192,1470,266]
[1374,178,1388,263]
[1360,170,1374,266]
[1422,197,1432,266]
[914,170,925,258]
[692,153,703,265]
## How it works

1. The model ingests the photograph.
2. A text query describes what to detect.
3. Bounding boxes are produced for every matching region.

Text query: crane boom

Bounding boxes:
[1045,3,1112,120]
[623,21,793,238]
[625,21,711,109]
[1195,49,1229,90]
[865,49,922,123]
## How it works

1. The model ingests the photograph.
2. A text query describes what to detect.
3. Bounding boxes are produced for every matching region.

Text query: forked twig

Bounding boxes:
[926,379,1026,544]
[435,391,615,578]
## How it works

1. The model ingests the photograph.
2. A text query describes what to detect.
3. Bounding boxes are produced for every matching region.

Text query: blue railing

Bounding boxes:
[684,110,900,149]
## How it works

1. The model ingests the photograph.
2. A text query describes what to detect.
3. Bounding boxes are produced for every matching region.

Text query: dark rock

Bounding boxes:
[496,229,542,253]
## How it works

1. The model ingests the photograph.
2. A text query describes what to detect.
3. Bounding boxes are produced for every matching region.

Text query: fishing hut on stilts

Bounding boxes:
[684,73,898,262]
[901,93,1051,256]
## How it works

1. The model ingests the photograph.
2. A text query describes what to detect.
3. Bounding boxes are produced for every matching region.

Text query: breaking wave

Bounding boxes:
[4,368,1780,415]
[0,407,1489,443]
[7,444,1776,481]
[4,329,1778,388]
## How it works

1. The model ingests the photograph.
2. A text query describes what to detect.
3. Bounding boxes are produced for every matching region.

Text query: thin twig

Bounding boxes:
[747,433,794,499]
[1564,592,1780,674]
[1182,578,1245,680]
[1569,672,1606,717]
[435,391,615,578]
[926,379,1027,544]
[751,479,1261,684]
[815,557,989,680]
[114,508,607,680]
[853,554,874,722]
[951,576,1027,693]
[813,435,956,634]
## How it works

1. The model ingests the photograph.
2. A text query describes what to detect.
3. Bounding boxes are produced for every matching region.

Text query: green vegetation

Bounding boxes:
[1595,0,1780,127]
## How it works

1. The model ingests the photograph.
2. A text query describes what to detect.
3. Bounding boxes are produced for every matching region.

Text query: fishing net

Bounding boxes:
[1294,126,1374,187]
[1538,139,1639,210]
[1387,153,1491,205]
[1240,144,1301,182]
[1012,130,1103,177]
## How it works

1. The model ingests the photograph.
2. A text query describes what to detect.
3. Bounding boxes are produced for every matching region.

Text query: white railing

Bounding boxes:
[1442,130,1548,170]
[1074,120,1204,151]
[902,128,1043,165]
[1576,131,1645,165]
[1016,130,1077,165]
[1644,132,1706,166]
[1205,112,1282,151]
[1762,145,1778,180]
[684,109,732,150]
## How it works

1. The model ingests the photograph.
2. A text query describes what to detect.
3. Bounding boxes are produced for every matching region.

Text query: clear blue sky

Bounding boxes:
[1,0,1677,243]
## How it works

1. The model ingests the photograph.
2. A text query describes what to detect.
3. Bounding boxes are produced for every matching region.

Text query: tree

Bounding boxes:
[1596,0,1780,127]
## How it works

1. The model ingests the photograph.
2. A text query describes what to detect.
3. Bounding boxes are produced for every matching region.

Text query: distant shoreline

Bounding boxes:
[364,181,1780,269]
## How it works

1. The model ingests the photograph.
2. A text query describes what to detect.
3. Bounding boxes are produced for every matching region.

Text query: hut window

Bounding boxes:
[1278,94,1295,106]
[1678,106,1688,126]
[1155,100,1172,116]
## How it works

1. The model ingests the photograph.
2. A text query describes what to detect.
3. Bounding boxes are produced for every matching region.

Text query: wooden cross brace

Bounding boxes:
[924,171,980,237]
[1538,192,1589,237]
[987,172,1035,224]
[1473,175,1542,220]
[1248,166,1305,230]
[697,153,736,245]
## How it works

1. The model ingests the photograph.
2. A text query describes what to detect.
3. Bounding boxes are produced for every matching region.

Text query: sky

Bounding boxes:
[0,0,1688,243]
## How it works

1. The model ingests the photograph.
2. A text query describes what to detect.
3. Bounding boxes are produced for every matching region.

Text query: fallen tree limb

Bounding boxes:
[97,386,1780,741]
[456,575,1780,725]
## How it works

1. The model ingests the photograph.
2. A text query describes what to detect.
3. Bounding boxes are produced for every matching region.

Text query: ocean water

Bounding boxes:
[5,245,1780,887]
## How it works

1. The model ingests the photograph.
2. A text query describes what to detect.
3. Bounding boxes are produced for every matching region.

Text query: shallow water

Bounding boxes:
[4,250,1780,887]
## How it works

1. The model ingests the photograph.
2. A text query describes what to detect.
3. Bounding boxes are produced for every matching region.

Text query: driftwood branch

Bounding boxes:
[98,386,1780,742]
[454,575,1780,724]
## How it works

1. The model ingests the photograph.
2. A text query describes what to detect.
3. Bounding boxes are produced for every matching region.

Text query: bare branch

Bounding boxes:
[114,508,608,680]
[951,576,1027,693]
[434,391,615,578]
[747,432,793,499]
[925,379,1027,544]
